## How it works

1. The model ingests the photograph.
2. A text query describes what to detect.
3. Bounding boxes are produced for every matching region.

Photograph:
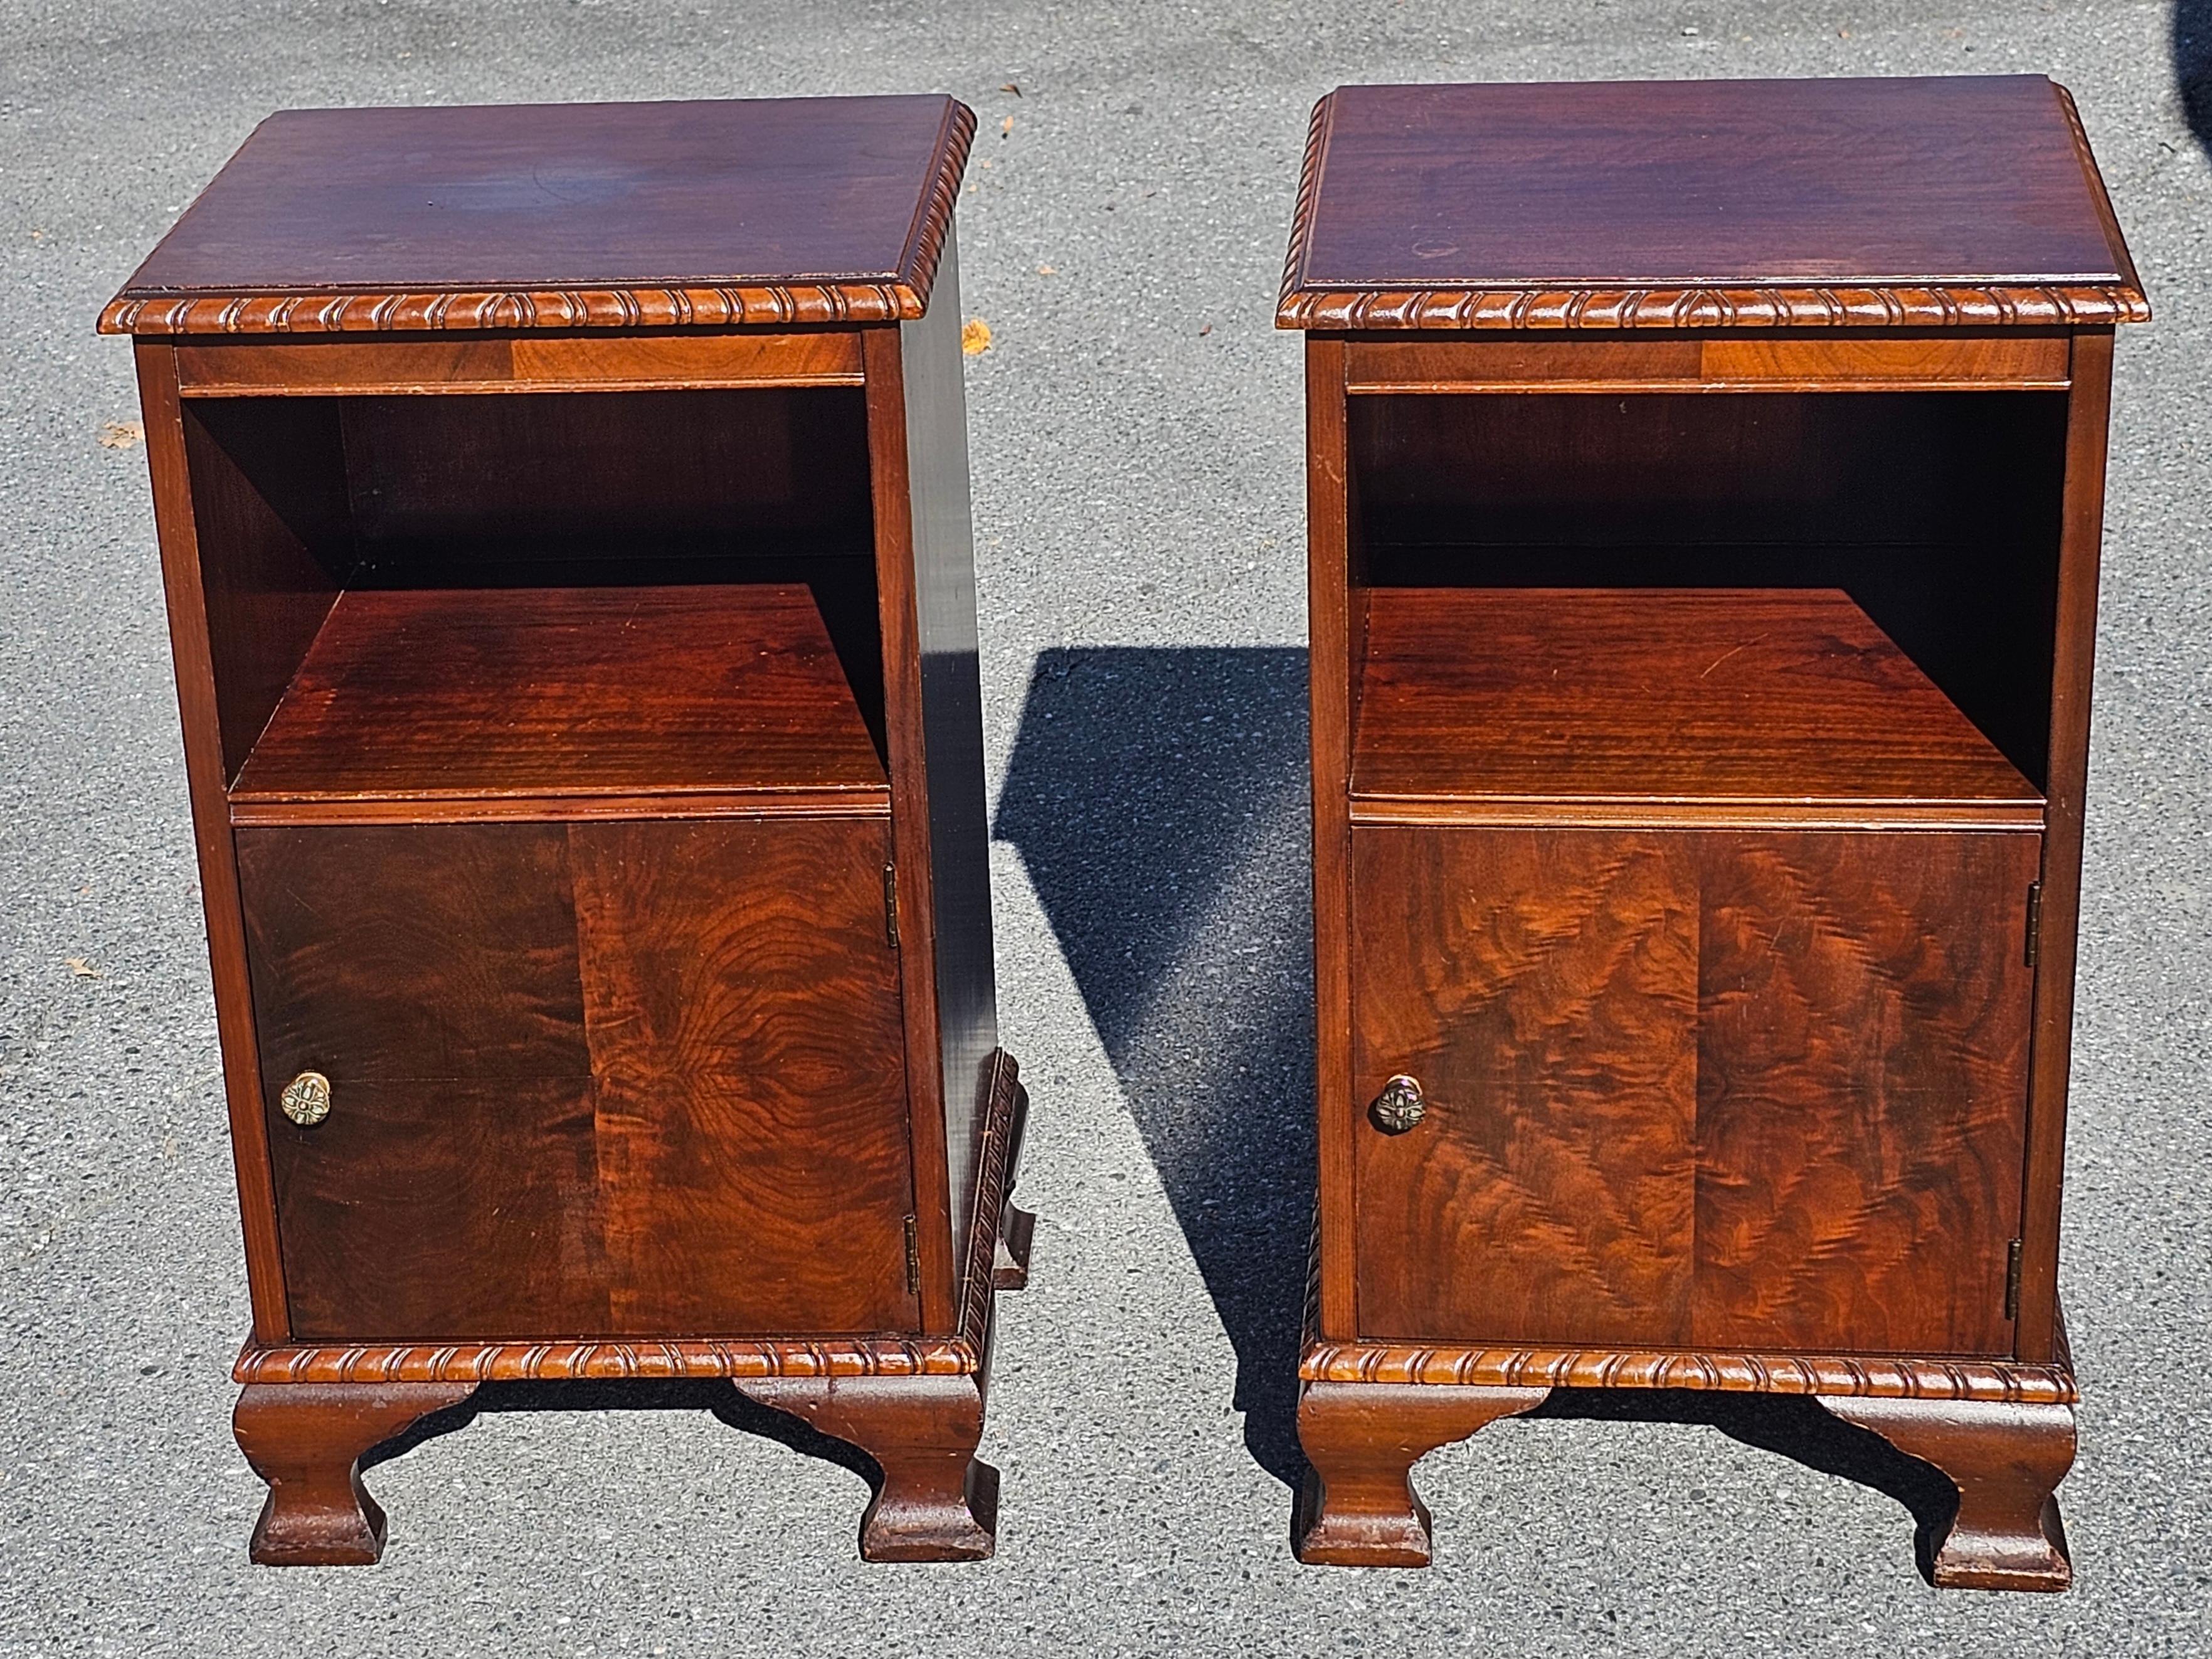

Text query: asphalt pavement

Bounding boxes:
[2,1,2207,1653]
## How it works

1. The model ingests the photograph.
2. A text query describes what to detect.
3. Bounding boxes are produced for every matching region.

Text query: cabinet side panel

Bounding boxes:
[1352,827,1699,1344]
[176,398,346,778]
[1308,336,1360,1337]
[2016,328,2114,1360]
[135,342,292,1340]
[1691,832,2036,1355]
[894,226,1000,1287]
[571,817,920,1335]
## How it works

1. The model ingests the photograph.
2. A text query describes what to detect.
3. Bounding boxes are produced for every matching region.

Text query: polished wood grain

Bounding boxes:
[230,585,889,814]
[2016,328,2117,1362]
[240,819,918,1340]
[1352,830,1699,1346]
[741,1375,997,1561]
[1290,72,2134,1589]
[1693,832,2037,1354]
[1353,589,2043,827]
[1823,1396,2075,1591]
[1351,826,2035,1355]
[1279,78,2147,330]
[1307,335,1360,1340]
[1293,1381,1548,1566]
[175,330,864,395]
[233,1383,476,1565]
[571,817,916,1334]
[893,227,1002,1300]
[118,92,1016,1563]
[176,396,346,779]
[231,1050,1031,1386]
[240,824,603,1338]
[1344,332,2072,393]
[101,97,975,334]
[134,342,294,1342]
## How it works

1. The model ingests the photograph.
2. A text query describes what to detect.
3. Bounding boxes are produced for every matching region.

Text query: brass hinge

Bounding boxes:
[903,1214,921,1296]
[2004,1238,2024,1320]
[883,862,900,948]
[2025,881,2043,967]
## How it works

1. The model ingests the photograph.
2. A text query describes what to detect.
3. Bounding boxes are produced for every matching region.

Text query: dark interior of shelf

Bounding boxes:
[1347,389,2068,790]
[230,584,888,807]
[180,386,889,784]
[1352,586,2041,815]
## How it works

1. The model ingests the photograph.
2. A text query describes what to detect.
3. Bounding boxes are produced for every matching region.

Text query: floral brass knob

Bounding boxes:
[1368,1074,1427,1134]
[280,1070,332,1127]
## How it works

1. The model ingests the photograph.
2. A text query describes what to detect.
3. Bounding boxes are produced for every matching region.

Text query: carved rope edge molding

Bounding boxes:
[1275,87,2150,331]
[100,283,921,336]
[1274,284,2150,331]
[1299,1341,2079,1404]
[100,100,979,338]
[231,1049,1025,1387]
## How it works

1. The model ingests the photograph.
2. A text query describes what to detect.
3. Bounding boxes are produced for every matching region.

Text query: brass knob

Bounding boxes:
[280,1071,332,1127]
[1369,1074,1426,1134]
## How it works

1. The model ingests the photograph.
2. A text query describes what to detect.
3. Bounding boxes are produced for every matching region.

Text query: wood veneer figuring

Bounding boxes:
[230,585,889,817]
[1351,588,2041,827]
[110,93,1029,1566]
[1284,75,2146,1591]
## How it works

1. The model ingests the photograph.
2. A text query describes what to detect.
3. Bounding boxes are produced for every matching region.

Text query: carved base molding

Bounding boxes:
[230,1051,1031,1564]
[1299,1333,2077,1406]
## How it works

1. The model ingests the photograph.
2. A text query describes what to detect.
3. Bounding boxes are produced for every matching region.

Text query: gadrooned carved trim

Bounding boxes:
[1299,1342,2078,1406]
[102,102,978,337]
[1274,90,2149,332]
[235,1047,1027,1387]
[1298,1207,2077,1404]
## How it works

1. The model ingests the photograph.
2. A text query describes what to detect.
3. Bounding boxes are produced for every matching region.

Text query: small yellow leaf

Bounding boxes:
[961,318,993,356]
[999,82,1021,97]
[1037,263,1057,275]
[98,420,143,450]
[64,957,101,979]
[1000,116,1014,136]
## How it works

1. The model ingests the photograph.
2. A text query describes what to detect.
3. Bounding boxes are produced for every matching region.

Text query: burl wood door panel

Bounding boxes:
[238,817,916,1342]
[1350,827,2036,1357]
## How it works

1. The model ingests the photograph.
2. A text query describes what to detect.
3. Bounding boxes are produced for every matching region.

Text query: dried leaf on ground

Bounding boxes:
[961,318,993,356]
[999,83,1021,97]
[64,957,102,979]
[98,420,142,450]
[1000,116,1014,136]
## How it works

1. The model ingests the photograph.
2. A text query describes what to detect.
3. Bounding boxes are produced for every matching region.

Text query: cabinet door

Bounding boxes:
[240,817,916,1342]
[1350,826,2036,1357]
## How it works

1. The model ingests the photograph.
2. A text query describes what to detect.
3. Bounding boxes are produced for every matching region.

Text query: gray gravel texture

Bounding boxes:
[3,1,2209,1653]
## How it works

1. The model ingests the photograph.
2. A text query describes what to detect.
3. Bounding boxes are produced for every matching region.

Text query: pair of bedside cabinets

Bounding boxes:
[105,77,2144,1592]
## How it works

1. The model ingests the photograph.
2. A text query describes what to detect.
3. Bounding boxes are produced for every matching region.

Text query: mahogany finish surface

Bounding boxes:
[1350,827,2036,1355]
[1281,77,2146,329]
[114,95,1022,1566]
[1352,588,2040,825]
[231,585,889,813]
[100,97,975,333]
[1284,76,2143,1588]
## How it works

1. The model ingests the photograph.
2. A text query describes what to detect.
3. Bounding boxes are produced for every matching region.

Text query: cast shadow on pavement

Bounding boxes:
[2179,0,2211,153]
[994,646,1318,1489]
[991,644,1964,1577]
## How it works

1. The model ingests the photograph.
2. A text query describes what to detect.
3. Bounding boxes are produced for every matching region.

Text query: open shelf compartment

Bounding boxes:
[179,384,891,823]
[1350,586,2042,827]
[230,583,888,820]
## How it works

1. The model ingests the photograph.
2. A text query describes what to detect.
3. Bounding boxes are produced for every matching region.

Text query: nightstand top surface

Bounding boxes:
[100,95,973,336]
[1279,76,2147,331]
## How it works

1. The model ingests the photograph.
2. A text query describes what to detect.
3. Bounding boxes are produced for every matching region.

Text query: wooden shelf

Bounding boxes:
[230,583,888,823]
[1350,587,2043,829]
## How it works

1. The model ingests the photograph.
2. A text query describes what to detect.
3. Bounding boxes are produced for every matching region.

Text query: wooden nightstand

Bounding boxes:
[1279,75,2146,1590]
[102,95,1032,1565]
